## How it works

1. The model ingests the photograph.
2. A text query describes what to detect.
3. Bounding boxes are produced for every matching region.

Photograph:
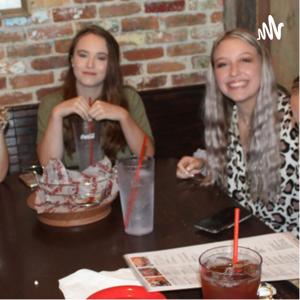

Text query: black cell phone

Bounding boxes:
[194,206,252,234]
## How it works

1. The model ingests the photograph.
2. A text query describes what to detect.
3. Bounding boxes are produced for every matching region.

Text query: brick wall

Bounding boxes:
[0,0,224,107]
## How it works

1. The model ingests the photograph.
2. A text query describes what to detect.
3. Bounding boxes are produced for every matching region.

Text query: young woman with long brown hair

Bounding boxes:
[37,25,154,167]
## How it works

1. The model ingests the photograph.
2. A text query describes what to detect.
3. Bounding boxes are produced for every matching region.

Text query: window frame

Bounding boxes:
[0,0,29,19]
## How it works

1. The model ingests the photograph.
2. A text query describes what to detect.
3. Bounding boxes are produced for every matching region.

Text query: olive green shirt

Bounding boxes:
[37,86,153,167]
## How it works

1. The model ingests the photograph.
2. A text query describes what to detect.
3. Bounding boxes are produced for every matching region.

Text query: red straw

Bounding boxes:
[233,207,240,264]
[124,135,148,229]
[88,97,94,166]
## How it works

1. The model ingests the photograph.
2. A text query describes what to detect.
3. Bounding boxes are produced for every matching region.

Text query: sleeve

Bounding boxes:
[124,87,154,144]
[36,92,63,145]
[193,148,207,159]
[277,91,299,237]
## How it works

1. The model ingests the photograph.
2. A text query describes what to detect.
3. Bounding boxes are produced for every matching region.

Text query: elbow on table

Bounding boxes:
[36,144,51,167]
[0,163,8,182]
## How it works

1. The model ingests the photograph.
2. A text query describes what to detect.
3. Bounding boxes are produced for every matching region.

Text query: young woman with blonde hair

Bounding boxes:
[177,29,299,237]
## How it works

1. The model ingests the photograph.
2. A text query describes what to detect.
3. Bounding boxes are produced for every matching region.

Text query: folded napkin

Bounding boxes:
[59,268,141,299]
[34,156,118,213]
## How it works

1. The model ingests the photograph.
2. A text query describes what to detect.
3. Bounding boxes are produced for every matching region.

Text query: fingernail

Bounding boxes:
[183,168,189,174]
[184,169,193,177]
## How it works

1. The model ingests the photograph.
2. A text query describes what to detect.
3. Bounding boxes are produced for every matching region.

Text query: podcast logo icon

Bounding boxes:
[257,15,284,40]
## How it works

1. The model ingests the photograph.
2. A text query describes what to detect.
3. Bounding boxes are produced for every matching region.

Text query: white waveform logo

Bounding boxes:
[257,15,284,40]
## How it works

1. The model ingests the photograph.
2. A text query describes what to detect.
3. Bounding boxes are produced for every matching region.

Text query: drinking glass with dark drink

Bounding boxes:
[199,245,262,299]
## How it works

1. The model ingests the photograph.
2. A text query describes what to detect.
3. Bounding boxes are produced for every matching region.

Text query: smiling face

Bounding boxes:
[213,37,262,105]
[71,33,108,92]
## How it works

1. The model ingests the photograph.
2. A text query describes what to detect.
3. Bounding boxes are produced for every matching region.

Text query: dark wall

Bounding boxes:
[140,84,205,158]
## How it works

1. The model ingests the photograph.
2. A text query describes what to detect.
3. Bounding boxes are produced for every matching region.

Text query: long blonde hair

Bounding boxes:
[205,28,281,203]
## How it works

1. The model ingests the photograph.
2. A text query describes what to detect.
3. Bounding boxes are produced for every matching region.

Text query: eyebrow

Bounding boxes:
[76,49,108,56]
[214,51,255,61]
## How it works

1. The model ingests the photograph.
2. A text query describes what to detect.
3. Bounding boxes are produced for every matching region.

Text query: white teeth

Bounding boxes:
[228,81,246,88]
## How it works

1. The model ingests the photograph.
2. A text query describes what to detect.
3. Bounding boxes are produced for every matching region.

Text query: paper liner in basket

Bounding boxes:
[34,157,118,213]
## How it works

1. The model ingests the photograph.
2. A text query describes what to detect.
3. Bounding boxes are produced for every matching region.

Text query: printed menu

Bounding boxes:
[124,232,299,292]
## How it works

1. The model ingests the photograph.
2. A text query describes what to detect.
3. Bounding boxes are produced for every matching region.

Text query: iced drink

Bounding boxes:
[199,246,262,299]
[117,156,154,236]
[71,116,103,171]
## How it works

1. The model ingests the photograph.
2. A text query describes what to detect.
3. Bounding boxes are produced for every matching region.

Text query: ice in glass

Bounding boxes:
[71,116,103,171]
[199,246,262,299]
[117,156,154,236]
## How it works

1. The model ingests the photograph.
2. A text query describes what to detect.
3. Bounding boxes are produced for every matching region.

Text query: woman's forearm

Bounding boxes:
[120,112,155,157]
[0,132,8,182]
[37,110,65,167]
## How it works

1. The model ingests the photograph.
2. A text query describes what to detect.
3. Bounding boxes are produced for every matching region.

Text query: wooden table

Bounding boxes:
[0,158,298,298]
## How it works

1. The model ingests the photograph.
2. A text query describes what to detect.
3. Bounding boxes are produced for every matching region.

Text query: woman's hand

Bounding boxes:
[37,96,90,166]
[88,100,128,122]
[176,156,204,179]
[52,96,90,120]
[88,99,154,157]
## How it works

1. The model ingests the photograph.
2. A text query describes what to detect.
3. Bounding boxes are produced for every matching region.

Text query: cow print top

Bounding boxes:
[227,91,299,238]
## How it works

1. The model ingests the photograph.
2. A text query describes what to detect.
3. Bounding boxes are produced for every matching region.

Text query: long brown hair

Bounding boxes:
[63,25,128,161]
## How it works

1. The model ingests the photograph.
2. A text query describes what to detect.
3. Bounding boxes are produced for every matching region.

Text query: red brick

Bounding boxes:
[10,72,54,89]
[191,55,210,69]
[164,13,206,28]
[147,62,185,74]
[74,0,112,2]
[31,56,68,70]
[99,3,141,17]
[172,72,206,86]
[122,16,159,32]
[211,12,223,23]
[53,6,96,22]
[145,0,184,13]
[31,0,72,7]
[55,39,72,53]
[167,42,206,57]
[137,75,167,90]
[0,92,33,106]
[191,25,224,40]
[0,30,26,43]
[27,24,73,41]
[189,0,223,10]
[0,47,4,59]
[36,86,63,101]
[59,69,68,82]
[121,64,141,77]
[0,77,6,89]
[7,43,52,58]
[123,48,163,61]
[146,29,188,44]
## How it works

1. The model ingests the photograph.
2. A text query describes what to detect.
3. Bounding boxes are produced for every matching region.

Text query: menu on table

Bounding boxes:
[124,232,299,292]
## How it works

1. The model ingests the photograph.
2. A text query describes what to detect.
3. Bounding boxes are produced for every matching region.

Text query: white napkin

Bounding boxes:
[59,268,141,299]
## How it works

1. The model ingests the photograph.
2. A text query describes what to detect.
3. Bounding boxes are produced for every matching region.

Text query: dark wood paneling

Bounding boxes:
[140,84,205,158]
[6,104,39,173]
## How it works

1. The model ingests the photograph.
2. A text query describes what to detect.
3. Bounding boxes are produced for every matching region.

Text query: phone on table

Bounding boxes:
[194,206,252,234]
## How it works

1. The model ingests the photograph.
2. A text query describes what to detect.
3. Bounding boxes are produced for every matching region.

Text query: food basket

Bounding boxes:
[26,158,119,227]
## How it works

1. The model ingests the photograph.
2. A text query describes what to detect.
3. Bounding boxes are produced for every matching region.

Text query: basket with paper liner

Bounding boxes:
[27,157,118,227]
